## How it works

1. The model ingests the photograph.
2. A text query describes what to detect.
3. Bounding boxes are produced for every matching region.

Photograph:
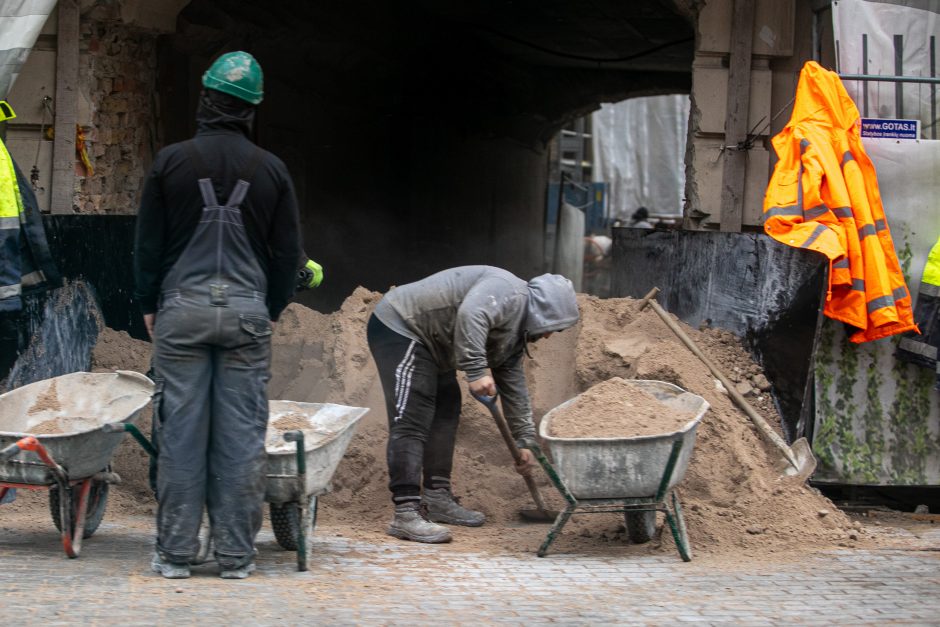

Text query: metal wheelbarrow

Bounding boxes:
[534,379,709,561]
[263,400,367,571]
[114,399,367,572]
[0,371,154,558]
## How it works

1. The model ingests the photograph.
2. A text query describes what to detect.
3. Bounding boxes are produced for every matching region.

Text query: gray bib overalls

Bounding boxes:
[152,142,272,569]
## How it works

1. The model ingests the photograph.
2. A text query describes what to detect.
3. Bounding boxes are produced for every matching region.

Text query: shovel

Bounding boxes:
[474,393,559,523]
[638,287,817,480]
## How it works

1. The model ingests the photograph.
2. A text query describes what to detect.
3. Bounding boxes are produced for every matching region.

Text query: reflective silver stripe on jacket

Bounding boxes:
[20,270,45,287]
[0,283,22,299]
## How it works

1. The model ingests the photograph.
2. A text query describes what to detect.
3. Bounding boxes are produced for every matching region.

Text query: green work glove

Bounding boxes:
[299,258,324,289]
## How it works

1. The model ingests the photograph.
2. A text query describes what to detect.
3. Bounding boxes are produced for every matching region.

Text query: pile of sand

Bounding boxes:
[71,290,857,557]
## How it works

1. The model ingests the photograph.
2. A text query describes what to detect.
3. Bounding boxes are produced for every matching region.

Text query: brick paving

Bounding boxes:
[0,515,938,625]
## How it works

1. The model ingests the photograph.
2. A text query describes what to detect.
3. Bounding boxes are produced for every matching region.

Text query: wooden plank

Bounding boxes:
[719,0,755,232]
[51,0,78,214]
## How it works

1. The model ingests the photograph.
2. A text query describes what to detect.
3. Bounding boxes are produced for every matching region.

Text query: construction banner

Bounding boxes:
[833,0,940,139]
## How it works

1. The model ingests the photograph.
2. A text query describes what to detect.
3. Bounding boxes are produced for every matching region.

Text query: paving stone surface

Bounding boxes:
[0,515,938,625]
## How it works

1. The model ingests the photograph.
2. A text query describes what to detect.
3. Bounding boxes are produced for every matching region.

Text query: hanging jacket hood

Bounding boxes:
[525,273,579,335]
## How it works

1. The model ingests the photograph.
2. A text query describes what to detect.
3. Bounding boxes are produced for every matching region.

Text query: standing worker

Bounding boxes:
[367,266,579,543]
[134,51,305,579]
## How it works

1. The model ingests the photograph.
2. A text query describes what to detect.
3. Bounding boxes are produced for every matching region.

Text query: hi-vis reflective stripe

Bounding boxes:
[0,284,21,299]
[867,286,910,313]
[804,204,829,220]
[21,270,45,287]
[802,223,829,248]
[921,282,940,297]
[874,219,887,231]
[765,205,801,218]
[852,278,865,291]
[832,206,854,219]
[858,224,877,239]
[833,258,850,269]
[0,216,17,229]
[899,337,938,360]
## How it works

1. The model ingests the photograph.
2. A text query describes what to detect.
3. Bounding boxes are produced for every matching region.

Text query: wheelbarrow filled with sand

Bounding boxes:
[535,378,708,561]
[0,371,154,558]
[115,398,367,572]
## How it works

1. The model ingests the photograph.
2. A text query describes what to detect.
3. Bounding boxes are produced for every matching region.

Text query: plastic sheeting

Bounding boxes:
[0,0,56,100]
[591,95,690,222]
[833,0,940,137]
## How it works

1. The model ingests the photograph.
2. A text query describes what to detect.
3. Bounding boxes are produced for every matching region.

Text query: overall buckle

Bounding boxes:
[209,283,229,306]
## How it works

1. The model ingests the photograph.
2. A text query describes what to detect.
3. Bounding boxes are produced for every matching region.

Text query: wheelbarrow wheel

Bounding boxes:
[50,479,109,539]
[625,510,657,544]
[270,496,318,551]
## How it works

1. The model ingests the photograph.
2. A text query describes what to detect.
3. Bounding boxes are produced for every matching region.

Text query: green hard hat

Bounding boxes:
[202,51,264,105]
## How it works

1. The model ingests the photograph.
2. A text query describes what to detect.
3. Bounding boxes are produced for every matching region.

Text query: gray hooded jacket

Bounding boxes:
[373,265,579,447]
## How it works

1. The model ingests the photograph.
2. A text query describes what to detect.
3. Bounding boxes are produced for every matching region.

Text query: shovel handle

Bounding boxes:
[473,393,551,513]
[640,290,804,471]
[473,393,523,464]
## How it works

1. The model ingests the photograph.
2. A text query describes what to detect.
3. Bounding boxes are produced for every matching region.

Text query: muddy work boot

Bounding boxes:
[151,553,191,579]
[422,487,486,527]
[387,502,453,543]
[220,562,257,580]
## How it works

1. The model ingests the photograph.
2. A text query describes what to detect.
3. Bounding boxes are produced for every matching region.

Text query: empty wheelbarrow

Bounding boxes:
[115,398,367,572]
[535,379,708,561]
[0,371,154,558]
[263,400,368,571]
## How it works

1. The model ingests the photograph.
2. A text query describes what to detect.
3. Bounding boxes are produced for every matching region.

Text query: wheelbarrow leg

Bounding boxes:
[537,503,575,557]
[61,478,93,558]
[2,436,89,559]
[283,430,308,572]
[664,489,692,562]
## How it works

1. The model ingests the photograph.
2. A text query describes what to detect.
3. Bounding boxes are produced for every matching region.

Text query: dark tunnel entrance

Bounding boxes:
[157,1,694,310]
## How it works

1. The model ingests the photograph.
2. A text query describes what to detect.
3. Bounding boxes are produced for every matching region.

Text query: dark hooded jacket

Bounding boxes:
[133,93,302,321]
[373,265,580,446]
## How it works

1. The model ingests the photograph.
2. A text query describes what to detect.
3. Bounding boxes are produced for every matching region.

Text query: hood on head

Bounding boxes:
[525,274,579,335]
[196,89,255,137]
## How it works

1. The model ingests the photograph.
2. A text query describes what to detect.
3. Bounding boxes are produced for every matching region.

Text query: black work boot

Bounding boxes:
[387,502,452,543]
[422,488,486,527]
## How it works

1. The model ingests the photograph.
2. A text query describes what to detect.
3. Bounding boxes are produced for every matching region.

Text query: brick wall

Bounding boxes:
[75,16,158,214]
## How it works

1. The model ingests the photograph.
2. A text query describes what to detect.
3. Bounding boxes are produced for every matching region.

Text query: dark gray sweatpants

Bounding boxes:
[152,292,271,569]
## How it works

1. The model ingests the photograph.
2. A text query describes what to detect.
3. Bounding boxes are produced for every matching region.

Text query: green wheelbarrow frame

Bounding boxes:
[531,439,692,561]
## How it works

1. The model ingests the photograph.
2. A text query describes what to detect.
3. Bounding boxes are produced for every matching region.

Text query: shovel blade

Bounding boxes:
[519,508,559,523]
[774,437,817,480]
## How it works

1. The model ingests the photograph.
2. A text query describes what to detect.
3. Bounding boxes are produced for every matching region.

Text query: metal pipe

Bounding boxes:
[838,74,940,85]
[932,36,937,140]
[894,35,904,117]
[863,34,869,116]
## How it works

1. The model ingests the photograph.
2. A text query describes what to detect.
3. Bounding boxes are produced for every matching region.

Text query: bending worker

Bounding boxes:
[134,51,305,579]
[367,265,579,543]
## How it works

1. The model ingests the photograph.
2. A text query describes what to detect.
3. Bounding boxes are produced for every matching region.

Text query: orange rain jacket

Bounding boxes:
[763,61,917,343]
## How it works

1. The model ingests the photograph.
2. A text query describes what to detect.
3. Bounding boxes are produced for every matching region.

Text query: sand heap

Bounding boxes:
[82,290,855,556]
